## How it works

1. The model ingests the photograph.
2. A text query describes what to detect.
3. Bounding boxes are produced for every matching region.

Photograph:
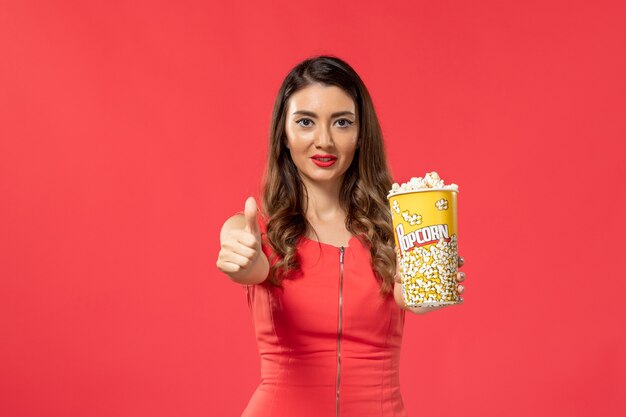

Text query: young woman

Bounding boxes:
[216,55,467,417]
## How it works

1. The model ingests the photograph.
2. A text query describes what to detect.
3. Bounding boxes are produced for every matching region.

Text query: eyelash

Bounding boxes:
[295,118,354,128]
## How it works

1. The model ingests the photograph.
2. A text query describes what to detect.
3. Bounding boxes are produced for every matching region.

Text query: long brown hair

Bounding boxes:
[261,55,396,296]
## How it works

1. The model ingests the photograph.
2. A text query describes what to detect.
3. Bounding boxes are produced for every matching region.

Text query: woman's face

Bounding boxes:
[284,83,359,189]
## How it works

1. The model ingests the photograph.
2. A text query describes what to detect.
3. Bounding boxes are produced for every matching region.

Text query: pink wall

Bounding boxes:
[1,1,624,416]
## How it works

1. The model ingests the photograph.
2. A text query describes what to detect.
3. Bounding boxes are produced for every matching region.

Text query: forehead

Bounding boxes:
[286,83,355,113]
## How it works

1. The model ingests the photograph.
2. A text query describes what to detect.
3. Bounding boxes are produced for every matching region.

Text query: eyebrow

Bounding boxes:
[292,110,355,118]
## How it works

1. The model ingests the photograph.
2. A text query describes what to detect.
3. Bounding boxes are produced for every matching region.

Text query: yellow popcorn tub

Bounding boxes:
[388,188,462,307]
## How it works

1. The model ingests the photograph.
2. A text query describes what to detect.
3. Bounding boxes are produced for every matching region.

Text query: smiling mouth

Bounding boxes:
[311,155,338,161]
[311,156,338,167]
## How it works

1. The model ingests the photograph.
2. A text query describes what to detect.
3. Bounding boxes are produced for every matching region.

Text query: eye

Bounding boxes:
[336,119,354,128]
[295,118,313,127]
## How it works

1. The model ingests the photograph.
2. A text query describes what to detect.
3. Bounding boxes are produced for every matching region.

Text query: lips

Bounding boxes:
[311,154,337,168]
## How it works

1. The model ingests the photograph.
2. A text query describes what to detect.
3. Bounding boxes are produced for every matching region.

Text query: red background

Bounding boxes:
[1,1,625,416]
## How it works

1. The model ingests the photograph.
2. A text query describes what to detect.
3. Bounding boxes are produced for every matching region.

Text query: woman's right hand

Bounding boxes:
[216,196,267,283]
[393,251,466,314]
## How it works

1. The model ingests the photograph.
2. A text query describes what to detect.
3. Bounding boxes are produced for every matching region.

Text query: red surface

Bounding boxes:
[1,1,625,416]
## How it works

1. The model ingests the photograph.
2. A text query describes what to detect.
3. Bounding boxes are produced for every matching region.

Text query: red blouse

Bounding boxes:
[241,216,407,417]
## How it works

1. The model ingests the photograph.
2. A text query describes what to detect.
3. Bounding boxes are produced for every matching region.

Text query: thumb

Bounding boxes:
[244,196,259,235]
[394,249,402,283]
[394,263,402,284]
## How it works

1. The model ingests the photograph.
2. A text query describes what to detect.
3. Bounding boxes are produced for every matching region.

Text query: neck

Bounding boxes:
[301,177,345,221]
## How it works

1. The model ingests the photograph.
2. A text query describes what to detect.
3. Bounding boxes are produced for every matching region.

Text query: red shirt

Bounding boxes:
[242,216,406,417]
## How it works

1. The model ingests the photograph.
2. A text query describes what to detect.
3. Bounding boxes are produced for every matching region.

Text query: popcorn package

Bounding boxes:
[387,172,462,307]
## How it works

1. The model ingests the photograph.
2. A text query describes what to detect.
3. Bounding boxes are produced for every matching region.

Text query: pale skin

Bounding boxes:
[216,83,466,314]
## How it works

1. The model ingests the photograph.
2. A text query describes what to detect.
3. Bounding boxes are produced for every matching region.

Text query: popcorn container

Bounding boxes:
[388,189,462,307]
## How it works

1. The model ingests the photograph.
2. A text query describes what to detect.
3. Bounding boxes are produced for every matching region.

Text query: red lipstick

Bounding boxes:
[311,154,337,168]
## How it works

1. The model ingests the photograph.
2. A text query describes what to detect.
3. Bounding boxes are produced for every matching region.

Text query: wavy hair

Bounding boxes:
[261,55,396,296]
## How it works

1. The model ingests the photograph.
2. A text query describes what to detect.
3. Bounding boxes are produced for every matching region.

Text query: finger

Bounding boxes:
[244,196,259,234]
[222,237,257,259]
[221,251,254,268]
[231,229,259,248]
[457,284,465,294]
[223,242,257,261]
[217,260,241,273]
[456,271,465,282]
[409,305,443,314]
[232,241,257,260]
[458,256,464,268]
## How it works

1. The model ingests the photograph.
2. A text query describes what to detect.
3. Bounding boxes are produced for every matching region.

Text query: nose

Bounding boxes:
[314,125,333,148]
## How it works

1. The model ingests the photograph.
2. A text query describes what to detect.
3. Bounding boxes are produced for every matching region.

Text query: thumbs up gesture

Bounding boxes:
[216,196,267,283]
[243,196,261,242]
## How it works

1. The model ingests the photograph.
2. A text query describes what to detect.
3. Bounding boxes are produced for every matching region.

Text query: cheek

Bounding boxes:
[285,137,307,159]
[285,128,312,149]
[348,131,358,146]
[343,134,359,152]
[284,125,293,149]
[284,128,300,152]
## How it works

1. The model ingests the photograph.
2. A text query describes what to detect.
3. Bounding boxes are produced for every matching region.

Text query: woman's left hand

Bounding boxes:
[393,255,466,314]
